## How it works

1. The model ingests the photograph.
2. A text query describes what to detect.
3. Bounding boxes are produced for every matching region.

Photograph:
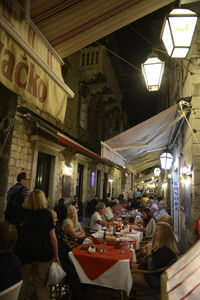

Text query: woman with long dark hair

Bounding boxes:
[141,207,156,237]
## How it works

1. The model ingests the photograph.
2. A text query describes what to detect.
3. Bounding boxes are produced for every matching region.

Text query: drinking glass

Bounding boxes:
[99,239,107,252]
[121,241,130,253]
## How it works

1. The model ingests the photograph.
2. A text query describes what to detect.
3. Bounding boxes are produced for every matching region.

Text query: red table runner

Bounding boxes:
[72,244,133,280]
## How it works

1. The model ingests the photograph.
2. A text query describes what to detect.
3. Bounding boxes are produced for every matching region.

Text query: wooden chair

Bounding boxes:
[62,237,79,251]
[130,266,168,299]
[0,280,23,300]
[85,225,98,234]
[139,236,152,245]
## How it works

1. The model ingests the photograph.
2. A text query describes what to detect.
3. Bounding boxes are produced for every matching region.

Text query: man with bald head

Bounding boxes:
[154,200,169,221]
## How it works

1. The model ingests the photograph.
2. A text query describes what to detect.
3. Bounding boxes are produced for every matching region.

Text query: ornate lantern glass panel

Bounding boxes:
[161,9,198,58]
[160,152,173,170]
[141,55,164,91]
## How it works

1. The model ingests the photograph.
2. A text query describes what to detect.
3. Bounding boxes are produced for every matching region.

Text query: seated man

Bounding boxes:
[154,200,169,221]
[148,199,158,214]
[0,223,22,292]
[159,214,172,225]
[102,200,121,222]
[90,202,108,231]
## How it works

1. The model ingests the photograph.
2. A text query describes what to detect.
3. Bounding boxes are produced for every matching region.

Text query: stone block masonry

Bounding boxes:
[7,118,33,189]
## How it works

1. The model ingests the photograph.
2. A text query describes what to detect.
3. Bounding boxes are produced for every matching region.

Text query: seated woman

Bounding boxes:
[90,202,108,231]
[118,199,126,215]
[0,223,22,292]
[126,199,133,211]
[132,222,178,290]
[62,205,85,243]
[140,207,157,237]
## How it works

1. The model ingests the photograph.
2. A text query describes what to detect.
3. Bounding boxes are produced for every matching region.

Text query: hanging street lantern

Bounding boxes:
[161,8,198,58]
[141,53,164,91]
[154,167,161,177]
[160,152,173,170]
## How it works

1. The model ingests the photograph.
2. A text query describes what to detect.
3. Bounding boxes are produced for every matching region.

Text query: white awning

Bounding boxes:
[101,103,189,172]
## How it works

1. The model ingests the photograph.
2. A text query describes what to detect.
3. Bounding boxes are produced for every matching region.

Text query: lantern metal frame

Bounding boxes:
[160,151,173,170]
[161,8,198,58]
[141,53,165,92]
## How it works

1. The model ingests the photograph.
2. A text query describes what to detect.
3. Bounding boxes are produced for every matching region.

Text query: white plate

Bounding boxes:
[92,232,104,239]
[132,224,142,230]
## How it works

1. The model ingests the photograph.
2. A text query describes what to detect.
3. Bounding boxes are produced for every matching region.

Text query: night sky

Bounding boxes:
[101,3,174,127]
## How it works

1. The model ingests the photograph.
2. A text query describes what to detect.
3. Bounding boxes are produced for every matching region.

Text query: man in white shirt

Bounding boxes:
[102,201,121,222]
[90,202,107,231]
[154,200,169,221]
[148,199,158,213]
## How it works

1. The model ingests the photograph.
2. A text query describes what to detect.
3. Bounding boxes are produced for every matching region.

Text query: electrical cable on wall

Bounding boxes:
[180,107,200,151]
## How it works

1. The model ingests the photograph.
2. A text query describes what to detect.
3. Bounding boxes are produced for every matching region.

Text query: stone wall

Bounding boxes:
[0,84,17,221]
[8,118,33,188]
[168,21,200,250]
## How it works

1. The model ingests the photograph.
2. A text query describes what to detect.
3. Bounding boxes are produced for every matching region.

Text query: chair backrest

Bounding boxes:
[0,280,23,300]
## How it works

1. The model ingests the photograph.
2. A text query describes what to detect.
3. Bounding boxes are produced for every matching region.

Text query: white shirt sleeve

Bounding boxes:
[102,207,113,222]
[90,212,102,231]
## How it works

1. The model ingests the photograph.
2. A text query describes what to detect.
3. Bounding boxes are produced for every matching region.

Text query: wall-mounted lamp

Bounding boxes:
[64,164,73,176]
[160,151,173,170]
[161,8,198,58]
[141,53,164,91]
[108,178,114,183]
[154,167,161,177]
[181,163,192,185]
[181,163,192,177]
[162,182,168,189]
[168,173,172,179]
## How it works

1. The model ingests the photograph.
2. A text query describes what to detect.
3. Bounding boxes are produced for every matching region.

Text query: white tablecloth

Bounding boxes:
[128,230,143,249]
[68,251,135,296]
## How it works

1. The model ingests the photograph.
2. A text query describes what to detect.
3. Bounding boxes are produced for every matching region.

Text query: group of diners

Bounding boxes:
[1,190,86,300]
[1,184,176,299]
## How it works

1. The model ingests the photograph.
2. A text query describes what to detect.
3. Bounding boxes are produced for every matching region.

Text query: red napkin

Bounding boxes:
[72,244,133,280]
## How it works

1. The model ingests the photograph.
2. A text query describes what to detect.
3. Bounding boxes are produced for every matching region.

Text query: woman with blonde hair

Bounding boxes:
[62,205,85,242]
[132,222,178,290]
[17,189,60,300]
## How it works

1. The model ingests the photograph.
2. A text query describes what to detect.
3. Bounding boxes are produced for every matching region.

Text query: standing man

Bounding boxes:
[5,172,29,226]
[128,188,134,201]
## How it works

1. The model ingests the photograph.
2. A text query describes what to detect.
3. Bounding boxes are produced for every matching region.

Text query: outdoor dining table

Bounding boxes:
[68,241,137,299]
[127,229,143,249]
